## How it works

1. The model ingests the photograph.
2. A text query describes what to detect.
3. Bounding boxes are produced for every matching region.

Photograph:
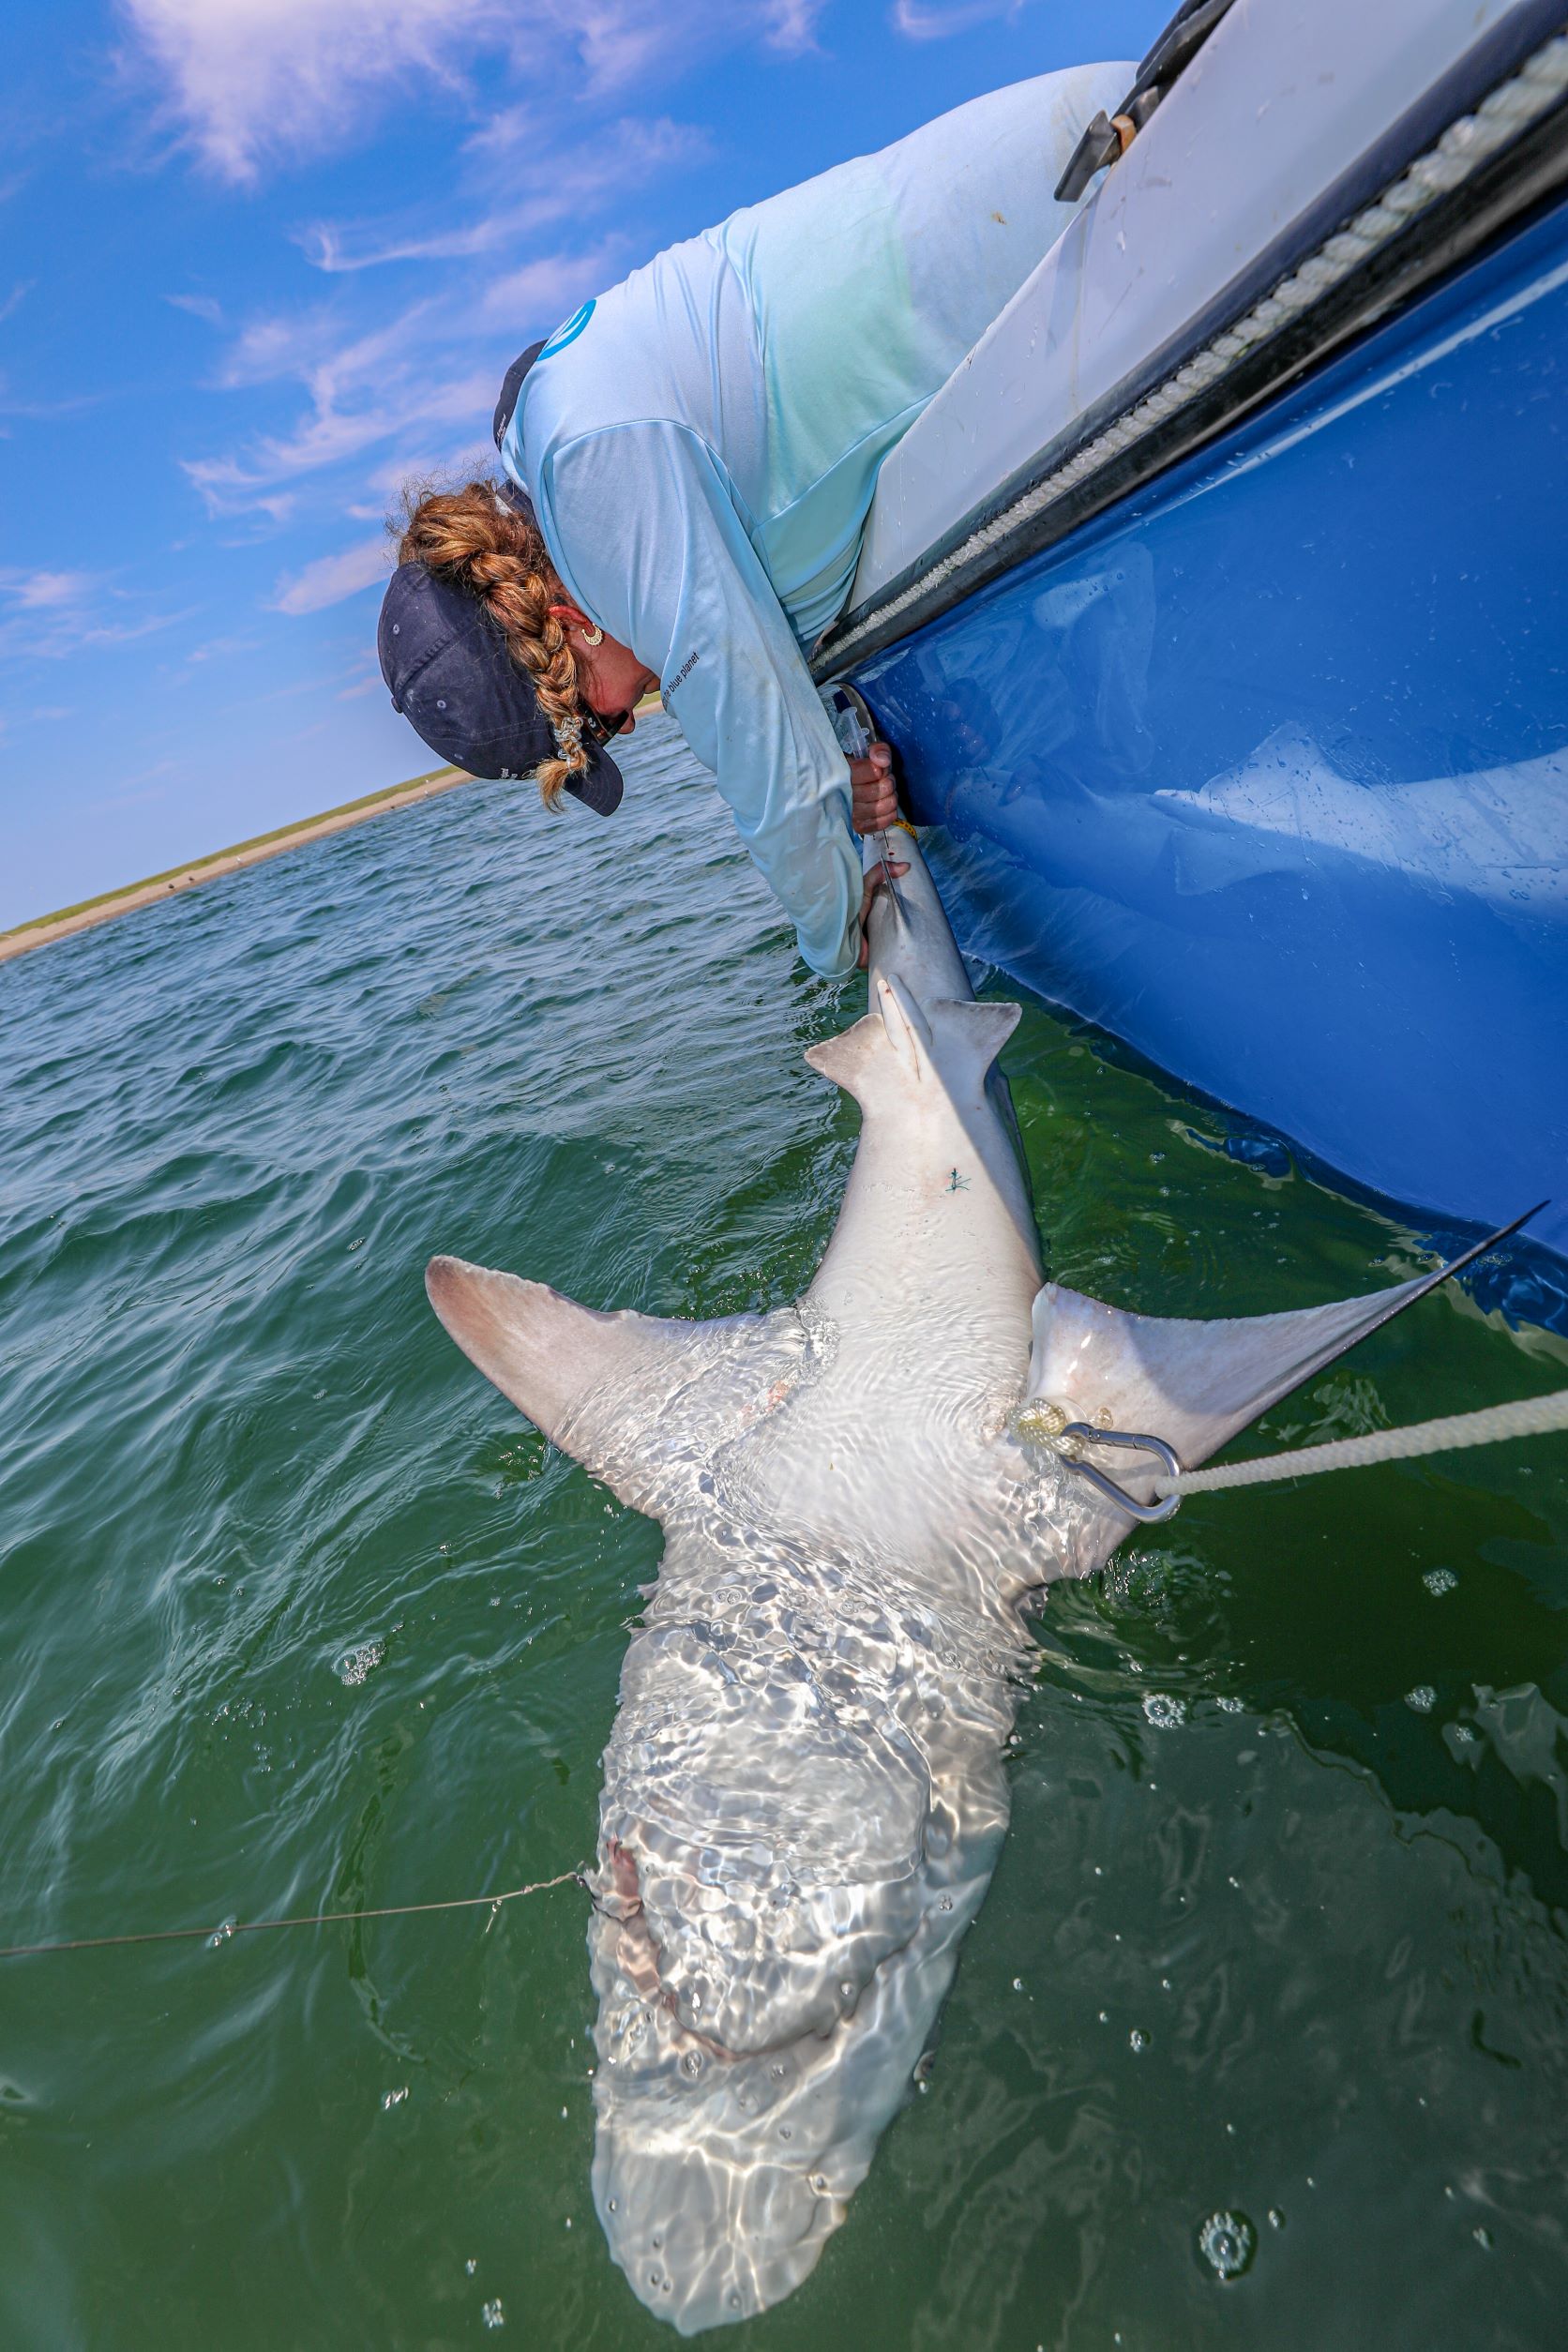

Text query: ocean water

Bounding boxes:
[2,710,1565,2350]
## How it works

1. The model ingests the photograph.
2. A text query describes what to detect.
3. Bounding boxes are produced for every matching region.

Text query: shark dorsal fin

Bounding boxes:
[426,1257,804,1514]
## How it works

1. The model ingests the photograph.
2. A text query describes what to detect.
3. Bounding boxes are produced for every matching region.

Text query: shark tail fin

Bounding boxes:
[1026,1212,1540,1487]
[426,1257,799,1514]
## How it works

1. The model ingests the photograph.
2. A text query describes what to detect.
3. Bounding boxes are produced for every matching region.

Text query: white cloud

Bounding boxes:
[296,116,706,275]
[120,1,820,184]
[0,570,195,661]
[763,0,826,49]
[184,356,498,518]
[182,291,505,518]
[271,536,390,614]
[165,290,224,324]
[120,0,516,184]
[0,569,100,611]
[891,0,1023,38]
[479,237,626,324]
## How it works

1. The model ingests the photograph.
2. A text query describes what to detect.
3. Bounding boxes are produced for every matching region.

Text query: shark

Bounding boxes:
[426,836,1505,2334]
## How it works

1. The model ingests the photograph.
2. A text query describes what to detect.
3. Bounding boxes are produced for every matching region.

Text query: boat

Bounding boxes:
[817,0,1568,1330]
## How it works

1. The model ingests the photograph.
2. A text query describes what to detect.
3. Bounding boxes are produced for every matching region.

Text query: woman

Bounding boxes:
[379,65,1125,977]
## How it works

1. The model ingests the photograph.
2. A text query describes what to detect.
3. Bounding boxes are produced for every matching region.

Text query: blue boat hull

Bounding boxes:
[854,194,1568,1311]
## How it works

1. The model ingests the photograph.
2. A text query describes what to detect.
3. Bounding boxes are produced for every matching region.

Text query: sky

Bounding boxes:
[0,0,1168,927]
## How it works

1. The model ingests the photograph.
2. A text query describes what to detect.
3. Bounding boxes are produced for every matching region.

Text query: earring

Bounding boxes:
[581,623,604,647]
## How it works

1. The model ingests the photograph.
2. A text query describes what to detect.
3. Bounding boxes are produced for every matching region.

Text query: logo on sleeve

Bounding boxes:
[537,300,596,361]
[662,649,700,709]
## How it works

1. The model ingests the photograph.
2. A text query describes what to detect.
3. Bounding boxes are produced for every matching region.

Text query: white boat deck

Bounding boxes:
[852,0,1533,611]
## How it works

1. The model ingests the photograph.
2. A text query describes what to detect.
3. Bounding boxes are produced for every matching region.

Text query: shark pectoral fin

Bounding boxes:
[804,1014,884,1099]
[927,997,1021,1085]
[803,979,940,1093]
[1028,1227,1521,1477]
[426,1257,795,1513]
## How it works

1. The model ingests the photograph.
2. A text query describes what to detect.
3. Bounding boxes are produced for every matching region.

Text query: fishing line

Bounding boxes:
[0,1867,591,1963]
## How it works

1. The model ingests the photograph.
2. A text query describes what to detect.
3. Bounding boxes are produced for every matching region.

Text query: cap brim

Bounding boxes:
[564,745,624,816]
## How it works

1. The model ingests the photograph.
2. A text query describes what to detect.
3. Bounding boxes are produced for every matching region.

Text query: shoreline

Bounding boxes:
[0,766,473,966]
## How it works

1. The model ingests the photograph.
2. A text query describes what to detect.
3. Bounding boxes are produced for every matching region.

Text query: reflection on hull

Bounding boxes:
[856,193,1568,1317]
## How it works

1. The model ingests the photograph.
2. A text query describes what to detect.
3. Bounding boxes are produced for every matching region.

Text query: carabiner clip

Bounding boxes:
[1059,1425,1183,1522]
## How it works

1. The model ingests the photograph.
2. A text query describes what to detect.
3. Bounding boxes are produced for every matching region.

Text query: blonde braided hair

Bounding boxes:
[395,477,587,807]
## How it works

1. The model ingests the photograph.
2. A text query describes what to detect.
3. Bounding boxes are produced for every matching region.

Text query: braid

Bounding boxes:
[395,478,587,807]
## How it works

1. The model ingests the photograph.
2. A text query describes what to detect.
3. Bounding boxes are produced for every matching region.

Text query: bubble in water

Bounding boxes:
[337,1638,385,1688]
[1142,1692,1186,1729]
[1198,2210,1256,2280]
[938,1894,954,1913]
[1129,2028,1148,2054]
[1405,1684,1437,1713]
[1216,1696,1243,1713]
[681,2051,702,2078]
[465,2258,477,2275]
[382,2087,408,2110]
[481,2299,505,2329]
[778,2124,792,2141]
[1012,1978,1024,1993]
[1267,2209,1285,2230]
[810,2173,828,2194]
[1473,2225,1494,2251]
[1423,1567,1457,1596]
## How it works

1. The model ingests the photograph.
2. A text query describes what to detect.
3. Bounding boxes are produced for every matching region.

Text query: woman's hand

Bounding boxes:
[849,741,899,836]
[856,857,910,969]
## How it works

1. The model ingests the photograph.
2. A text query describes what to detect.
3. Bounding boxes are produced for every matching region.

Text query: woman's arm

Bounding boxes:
[535,420,866,980]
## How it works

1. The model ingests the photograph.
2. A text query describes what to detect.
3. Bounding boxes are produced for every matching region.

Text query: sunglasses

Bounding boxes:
[579,704,633,750]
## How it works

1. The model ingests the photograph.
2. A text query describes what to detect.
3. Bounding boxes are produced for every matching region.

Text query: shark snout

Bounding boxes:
[594,2125,838,2335]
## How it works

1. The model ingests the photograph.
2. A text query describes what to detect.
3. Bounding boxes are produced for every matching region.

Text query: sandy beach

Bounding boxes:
[0,765,472,965]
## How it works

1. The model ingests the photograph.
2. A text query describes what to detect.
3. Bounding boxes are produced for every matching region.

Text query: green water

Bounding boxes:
[2,712,1565,2350]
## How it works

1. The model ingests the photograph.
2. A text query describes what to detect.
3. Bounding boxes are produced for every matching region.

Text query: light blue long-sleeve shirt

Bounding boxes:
[503,67,1127,978]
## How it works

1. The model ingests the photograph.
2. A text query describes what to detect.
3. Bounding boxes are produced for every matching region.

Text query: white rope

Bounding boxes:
[826,31,1568,670]
[1154,1388,1568,1497]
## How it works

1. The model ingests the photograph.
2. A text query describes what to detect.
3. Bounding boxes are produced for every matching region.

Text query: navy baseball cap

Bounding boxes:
[377,481,623,816]
[493,341,546,452]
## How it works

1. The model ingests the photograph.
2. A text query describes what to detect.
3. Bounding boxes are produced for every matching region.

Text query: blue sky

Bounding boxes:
[1,0,1166,927]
